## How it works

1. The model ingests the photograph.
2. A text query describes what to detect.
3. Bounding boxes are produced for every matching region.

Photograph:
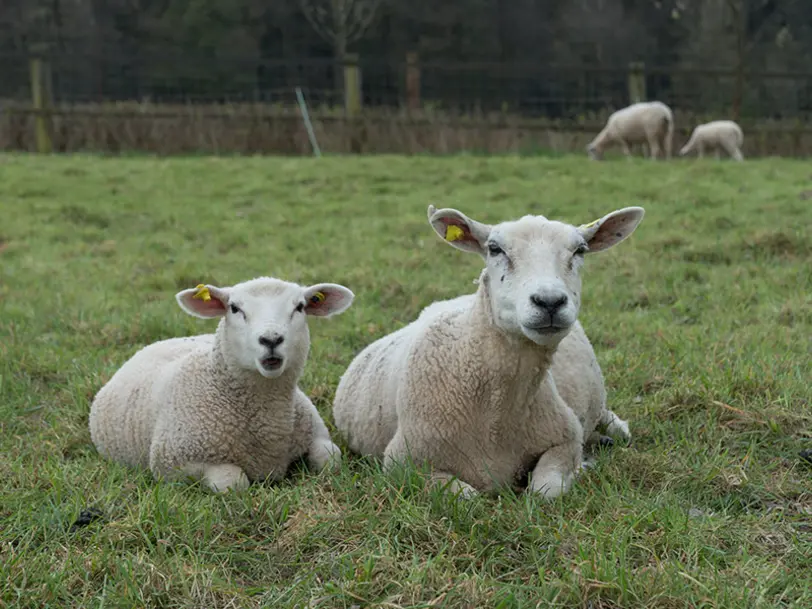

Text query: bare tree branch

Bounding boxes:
[345,0,380,43]
[298,0,382,47]
[298,0,338,44]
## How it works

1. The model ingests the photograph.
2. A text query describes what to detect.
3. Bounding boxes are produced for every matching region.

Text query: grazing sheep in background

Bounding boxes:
[680,120,744,161]
[333,204,645,499]
[89,276,354,493]
[587,101,674,161]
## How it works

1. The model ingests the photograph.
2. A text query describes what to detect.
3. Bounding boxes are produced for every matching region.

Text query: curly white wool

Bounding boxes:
[587,101,674,161]
[333,204,644,499]
[89,276,354,493]
[680,120,744,161]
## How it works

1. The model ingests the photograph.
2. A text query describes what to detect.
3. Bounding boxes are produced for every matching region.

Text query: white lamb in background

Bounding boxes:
[89,276,354,493]
[333,204,645,499]
[679,120,744,161]
[587,101,674,161]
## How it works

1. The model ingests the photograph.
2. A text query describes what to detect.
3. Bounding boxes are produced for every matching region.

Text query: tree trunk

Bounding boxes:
[334,34,346,105]
[729,0,745,121]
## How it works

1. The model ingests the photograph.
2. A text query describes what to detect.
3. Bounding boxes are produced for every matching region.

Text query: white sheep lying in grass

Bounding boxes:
[587,101,674,161]
[680,120,744,161]
[333,205,644,499]
[89,276,354,493]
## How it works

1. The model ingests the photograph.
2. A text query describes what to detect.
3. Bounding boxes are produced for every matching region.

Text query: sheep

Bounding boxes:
[332,204,645,499]
[587,101,674,161]
[679,120,744,161]
[89,276,355,493]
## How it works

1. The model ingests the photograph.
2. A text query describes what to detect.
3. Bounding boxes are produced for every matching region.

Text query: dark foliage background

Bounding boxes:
[1,1,810,119]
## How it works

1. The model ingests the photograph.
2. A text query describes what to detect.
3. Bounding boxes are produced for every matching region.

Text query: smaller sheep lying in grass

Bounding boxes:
[587,101,674,161]
[89,276,354,493]
[333,205,644,499]
[680,120,744,161]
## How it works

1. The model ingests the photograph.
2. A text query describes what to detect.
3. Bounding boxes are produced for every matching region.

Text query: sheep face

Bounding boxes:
[176,277,354,378]
[586,144,603,161]
[427,205,645,348]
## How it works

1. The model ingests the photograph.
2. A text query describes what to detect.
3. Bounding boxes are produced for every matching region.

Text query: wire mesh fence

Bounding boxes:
[1,46,811,156]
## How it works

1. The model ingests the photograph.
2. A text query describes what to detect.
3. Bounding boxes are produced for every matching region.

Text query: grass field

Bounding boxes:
[1,153,810,608]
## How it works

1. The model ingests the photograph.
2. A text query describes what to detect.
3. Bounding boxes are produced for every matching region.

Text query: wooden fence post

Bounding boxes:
[344,53,362,116]
[627,61,646,104]
[405,51,421,111]
[29,56,53,153]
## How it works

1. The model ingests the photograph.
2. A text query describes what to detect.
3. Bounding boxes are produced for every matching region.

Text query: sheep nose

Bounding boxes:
[530,292,569,315]
[258,334,284,350]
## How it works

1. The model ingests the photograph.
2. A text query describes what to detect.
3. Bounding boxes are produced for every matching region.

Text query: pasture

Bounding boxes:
[0,153,810,608]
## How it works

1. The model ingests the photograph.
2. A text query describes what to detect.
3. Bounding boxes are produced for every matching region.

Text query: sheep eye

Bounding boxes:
[229,303,241,315]
[487,243,504,256]
[295,302,305,313]
[574,244,588,256]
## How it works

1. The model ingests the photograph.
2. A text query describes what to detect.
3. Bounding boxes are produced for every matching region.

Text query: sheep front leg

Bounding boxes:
[150,437,250,493]
[529,441,582,499]
[180,462,250,493]
[619,139,633,160]
[429,471,478,498]
[649,138,662,161]
[600,408,631,443]
[721,140,744,162]
[297,393,342,473]
[383,430,477,499]
[528,400,583,500]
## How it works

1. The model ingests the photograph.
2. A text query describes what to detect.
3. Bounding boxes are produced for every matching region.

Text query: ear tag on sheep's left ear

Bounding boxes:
[445,225,465,242]
[193,284,211,302]
[579,219,600,231]
[310,291,326,305]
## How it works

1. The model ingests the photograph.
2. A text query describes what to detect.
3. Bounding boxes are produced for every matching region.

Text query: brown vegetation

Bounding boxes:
[2,101,812,157]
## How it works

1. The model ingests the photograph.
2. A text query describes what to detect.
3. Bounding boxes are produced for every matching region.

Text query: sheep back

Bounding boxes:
[89,335,213,468]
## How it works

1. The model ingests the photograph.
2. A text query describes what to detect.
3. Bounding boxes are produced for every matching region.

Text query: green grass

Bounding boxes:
[1,153,810,609]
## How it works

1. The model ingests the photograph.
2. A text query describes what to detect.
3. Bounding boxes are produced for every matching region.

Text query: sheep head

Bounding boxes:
[176,277,354,378]
[427,204,645,348]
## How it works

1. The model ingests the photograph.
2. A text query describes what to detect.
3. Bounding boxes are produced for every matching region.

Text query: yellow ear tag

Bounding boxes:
[193,284,211,302]
[445,225,465,242]
[310,291,326,304]
[580,219,600,231]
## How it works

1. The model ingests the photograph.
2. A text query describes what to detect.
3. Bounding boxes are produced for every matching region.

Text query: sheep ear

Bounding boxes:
[427,205,492,256]
[176,284,230,319]
[303,283,355,317]
[577,207,645,253]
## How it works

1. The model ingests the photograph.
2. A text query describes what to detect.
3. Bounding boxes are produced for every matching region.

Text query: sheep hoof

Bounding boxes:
[309,440,343,472]
[204,464,250,493]
[448,480,478,499]
[529,469,573,499]
[579,458,597,472]
[432,475,478,499]
[598,435,615,449]
[606,417,631,443]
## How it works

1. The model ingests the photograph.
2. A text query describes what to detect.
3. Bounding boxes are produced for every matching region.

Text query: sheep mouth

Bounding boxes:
[523,322,570,335]
[521,322,573,344]
[535,327,563,335]
[260,356,284,371]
